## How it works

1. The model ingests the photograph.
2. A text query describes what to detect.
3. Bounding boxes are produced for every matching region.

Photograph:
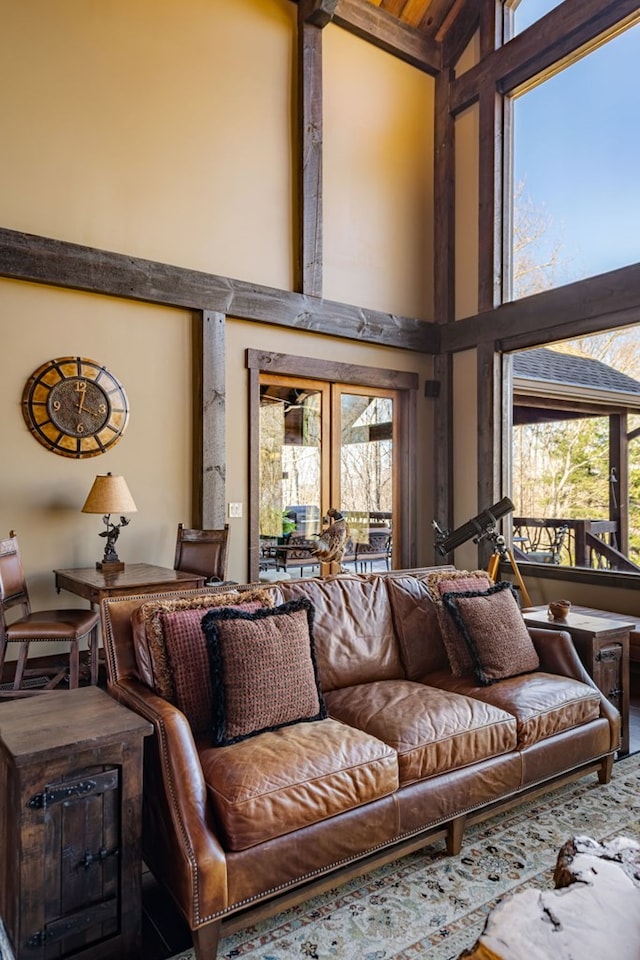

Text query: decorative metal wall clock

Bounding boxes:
[22,357,130,458]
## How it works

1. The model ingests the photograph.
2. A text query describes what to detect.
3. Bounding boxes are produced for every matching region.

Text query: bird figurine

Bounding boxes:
[312,508,350,566]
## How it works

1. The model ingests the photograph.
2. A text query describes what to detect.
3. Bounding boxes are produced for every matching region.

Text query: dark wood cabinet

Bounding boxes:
[523,607,631,755]
[0,686,152,960]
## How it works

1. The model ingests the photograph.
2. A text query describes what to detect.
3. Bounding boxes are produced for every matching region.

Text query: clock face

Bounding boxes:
[22,357,130,458]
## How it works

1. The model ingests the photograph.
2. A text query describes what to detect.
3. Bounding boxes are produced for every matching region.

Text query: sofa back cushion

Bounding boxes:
[385,576,449,679]
[279,575,404,692]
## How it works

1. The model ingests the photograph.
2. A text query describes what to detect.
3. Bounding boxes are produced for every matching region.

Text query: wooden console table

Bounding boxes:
[54,563,206,607]
[522,605,632,754]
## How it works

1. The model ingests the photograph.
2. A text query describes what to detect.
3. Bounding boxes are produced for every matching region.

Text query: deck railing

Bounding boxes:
[512,517,640,572]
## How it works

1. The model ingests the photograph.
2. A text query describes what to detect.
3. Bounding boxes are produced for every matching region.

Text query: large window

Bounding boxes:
[510,328,640,572]
[509,21,639,300]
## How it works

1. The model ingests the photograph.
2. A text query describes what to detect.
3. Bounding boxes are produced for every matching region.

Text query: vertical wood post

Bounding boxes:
[432,64,455,556]
[194,311,226,529]
[610,412,628,556]
[298,1,324,297]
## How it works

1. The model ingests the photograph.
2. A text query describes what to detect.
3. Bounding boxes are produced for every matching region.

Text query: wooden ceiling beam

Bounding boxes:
[449,0,640,113]
[331,0,442,74]
[418,0,457,34]
[440,0,480,66]
[0,228,439,353]
[303,0,340,28]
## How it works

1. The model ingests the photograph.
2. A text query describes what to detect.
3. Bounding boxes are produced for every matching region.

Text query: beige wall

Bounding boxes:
[323,25,435,320]
[0,0,296,289]
[0,0,438,651]
[0,279,192,610]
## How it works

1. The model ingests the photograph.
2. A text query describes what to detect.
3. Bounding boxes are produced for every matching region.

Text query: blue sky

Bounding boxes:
[513,3,639,283]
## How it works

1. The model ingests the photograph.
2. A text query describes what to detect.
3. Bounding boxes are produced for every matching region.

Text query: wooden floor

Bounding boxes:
[142,867,192,960]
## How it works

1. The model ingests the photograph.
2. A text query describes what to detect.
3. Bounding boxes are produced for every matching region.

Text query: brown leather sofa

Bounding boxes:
[100,568,620,960]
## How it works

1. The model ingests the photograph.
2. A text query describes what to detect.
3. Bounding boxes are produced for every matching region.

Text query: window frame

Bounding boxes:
[246,349,418,582]
[497,5,640,587]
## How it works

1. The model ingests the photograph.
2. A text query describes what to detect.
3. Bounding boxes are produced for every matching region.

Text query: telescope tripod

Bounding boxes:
[486,534,533,609]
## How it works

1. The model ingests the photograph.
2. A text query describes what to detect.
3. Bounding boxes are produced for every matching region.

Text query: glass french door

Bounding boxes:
[258,374,396,571]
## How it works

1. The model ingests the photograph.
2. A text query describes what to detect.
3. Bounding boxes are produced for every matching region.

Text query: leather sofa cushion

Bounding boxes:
[385,576,449,679]
[279,575,404,691]
[198,717,398,851]
[324,679,517,785]
[424,669,602,748]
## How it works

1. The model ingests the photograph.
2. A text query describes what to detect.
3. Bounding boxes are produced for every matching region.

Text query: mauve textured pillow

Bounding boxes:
[131,589,274,700]
[442,581,540,685]
[426,571,493,676]
[158,600,265,733]
[202,597,327,747]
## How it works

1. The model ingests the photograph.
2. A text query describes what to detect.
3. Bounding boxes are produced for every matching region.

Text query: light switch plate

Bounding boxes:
[228,502,243,518]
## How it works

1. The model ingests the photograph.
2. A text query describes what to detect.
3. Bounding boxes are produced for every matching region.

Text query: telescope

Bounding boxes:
[433,497,515,556]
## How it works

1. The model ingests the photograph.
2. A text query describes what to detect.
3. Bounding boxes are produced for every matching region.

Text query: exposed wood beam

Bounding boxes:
[0,228,439,353]
[303,0,340,27]
[196,312,226,529]
[298,2,324,297]
[610,412,628,557]
[450,0,640,113]
[477,0,502,313]
[434,0,466,39]
[476,341,503,566]
[441,261,640,355]
[433,67,454,325]
[331,0,441,74]
[440,0,480,67]
[432,351,453,561]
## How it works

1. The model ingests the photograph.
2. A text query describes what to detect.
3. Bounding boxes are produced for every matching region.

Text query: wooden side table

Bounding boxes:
[0,686,152,959]
[523,606,632,754]
[54,563,206,607]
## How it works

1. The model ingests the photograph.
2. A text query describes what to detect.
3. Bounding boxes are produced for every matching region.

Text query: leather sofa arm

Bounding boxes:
[109,677,229,922]
[528,627,621,751]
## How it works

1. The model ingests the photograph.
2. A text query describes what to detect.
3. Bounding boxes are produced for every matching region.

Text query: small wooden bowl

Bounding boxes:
[548,600,571,621]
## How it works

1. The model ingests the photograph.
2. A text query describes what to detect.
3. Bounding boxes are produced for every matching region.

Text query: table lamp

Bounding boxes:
[81,472,137,571]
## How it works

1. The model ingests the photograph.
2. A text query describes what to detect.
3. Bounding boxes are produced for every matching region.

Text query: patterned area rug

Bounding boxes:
[169,754,640,960]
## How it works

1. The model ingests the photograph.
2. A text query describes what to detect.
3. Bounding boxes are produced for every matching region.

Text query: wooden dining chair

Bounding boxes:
[174,523,230,584]
[0,531,100,696]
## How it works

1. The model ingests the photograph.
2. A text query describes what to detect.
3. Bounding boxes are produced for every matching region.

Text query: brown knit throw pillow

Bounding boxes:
[442,581,540,685]
[202,597,327,746]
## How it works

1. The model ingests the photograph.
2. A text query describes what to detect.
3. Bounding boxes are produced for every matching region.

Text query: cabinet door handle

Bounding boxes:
[596,647,622,662]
